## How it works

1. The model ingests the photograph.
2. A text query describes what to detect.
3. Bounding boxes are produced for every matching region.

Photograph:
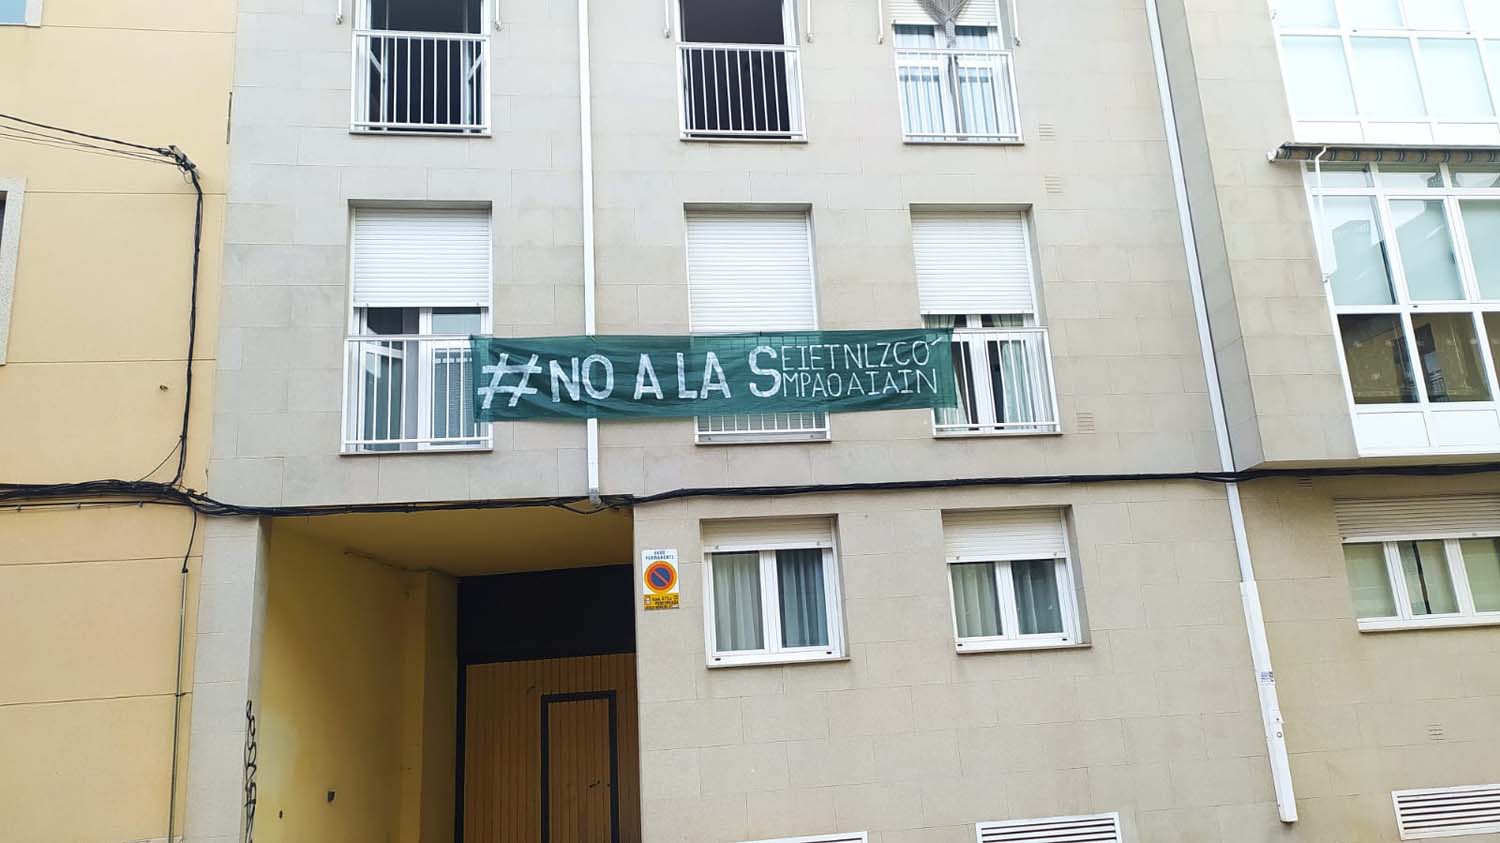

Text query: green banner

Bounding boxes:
[470,329,957,421]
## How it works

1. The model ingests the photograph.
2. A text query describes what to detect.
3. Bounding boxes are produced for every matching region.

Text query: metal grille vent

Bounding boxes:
[1394,785,1500,840]
[743,835,868,843]
[1037,123,1058,141]
[978,813,1122,843]
[1044,175,1064,194]
[1075,411,1096,433]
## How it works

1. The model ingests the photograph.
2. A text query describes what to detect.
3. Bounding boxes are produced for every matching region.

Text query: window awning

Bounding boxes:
[1271,143,1500,164]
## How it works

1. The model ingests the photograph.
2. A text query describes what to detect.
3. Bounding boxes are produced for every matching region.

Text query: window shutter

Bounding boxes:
[351,207,492,308]
[977,813,1122,843]
[912,210,1037,315]
[943,508,1066,562]
[1334,495,1500,542]
[702,517,835,552]
[686,210,817,333]
[1394,785,1500,840]
[888,0,1001,27]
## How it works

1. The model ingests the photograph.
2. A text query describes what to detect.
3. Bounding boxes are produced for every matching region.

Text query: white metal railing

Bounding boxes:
[935,327,1058,435]
[895,48,1021,143]
[696,411,829,443]
[678,42,806,140]
[342,335,491,452]
[352,29,490,133]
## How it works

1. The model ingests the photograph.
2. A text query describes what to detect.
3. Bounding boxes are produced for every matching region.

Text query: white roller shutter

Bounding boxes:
[943,508,1066,562]
[351,207,492,308]
[701,517,835,552]
[912,210,1036,315]
[1334,495,1500,542]
[686,210,817,333]
[889,0,1001,28]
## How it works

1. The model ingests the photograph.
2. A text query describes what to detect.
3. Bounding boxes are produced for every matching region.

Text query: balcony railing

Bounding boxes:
[352,29,490,134]
[678,42,806,140]
[895,48,1021,143]
[935,327,1058,435]
[343,335,491,453]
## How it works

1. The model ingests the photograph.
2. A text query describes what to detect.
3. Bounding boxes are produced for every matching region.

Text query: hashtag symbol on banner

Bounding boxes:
[477,352,542,409]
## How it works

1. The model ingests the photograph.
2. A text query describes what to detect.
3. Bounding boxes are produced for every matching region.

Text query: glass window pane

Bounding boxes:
[1474,6,1500,35]
[1391,200,1465,300]
[1420,39,1495,118]
[1399,540,1459,615]
[1312,164,1374,188]
[893,24,937,48]
[776,549,829,648]
[1460,538,1500,612]
[1461,202,1500,299]
[1353,38,1428,118]
[431,307,483,335]
[0,0,25,23]
[1321,196,1397,305]
[1282,36,1359,118]
[712,552,764,652]
[1412,313,1492,401]
[1487,313,1500,374]
[1273,0,1338,28]
[1343,543,1397,618]
[1344,0,1404,28]
[1405,0,1468,31]
[1454,166,1500,188]
[1012,559,1064,635]
[1339,314,1419,403]
[1378,165,1444,188]
[950,562,1002,638]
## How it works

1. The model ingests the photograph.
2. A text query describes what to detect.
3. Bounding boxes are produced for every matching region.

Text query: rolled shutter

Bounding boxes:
[686,210,817,333]
[912,210,1036,315]
[943,508,1066,562]
[888,0,1001,28]
[701,517,835,552]
[1334,495,1500,542]
[351,207,492,308]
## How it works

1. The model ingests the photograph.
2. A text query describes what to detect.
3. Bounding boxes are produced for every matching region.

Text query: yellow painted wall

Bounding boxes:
[0,2,233,840]
[257,525,457,843]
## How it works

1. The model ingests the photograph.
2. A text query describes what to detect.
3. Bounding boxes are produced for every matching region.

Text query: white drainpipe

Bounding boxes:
[579,0,601,503]
[1145,0,1298,822]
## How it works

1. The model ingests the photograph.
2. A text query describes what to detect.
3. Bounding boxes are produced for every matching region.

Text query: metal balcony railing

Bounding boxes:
[679,42,806,140]
[895,48,1021,143]
[343,335,491,453]
[352,29,490,133]
[935,327,1058,435]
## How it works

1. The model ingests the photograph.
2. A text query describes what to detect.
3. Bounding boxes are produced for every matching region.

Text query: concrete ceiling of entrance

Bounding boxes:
[272,505,633,577]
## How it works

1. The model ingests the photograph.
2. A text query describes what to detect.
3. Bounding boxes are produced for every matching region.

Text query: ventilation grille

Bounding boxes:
[1334,495,1500,542]
[978,813,1122,843]
[1394,785,1500,840]
[1037,123,1059,141]
[1044,175,1064,194]
[1074,411,1096,433]
[742,835,867,843]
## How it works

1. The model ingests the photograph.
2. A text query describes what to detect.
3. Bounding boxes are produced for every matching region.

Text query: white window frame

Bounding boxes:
[891,23,1023,144]
[1343,533,1500,632]
[934,313,1060,437]
[1305,161,1500,454]
[673,0,808,142]
[702,540,846,668]
[0,0,42,26]
[1271,0,1500,144]
[946,554,1080,653]
[0,176,24,365]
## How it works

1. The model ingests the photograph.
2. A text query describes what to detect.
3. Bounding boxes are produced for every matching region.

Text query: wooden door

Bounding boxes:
[542,693,617,843]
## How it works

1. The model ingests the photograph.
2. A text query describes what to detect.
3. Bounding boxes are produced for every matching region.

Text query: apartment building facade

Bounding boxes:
[51,0,1496,842]
[0,2,235,842]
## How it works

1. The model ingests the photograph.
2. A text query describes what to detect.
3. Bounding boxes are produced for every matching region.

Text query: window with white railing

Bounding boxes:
[343,206,493,453]
[676,0,805,140]
[351,0,491,134]
[911,209,1058,436]
[893,24,1020,143]
[1270,0,1500,145]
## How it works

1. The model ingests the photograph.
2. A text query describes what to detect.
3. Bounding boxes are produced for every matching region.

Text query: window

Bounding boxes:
[976,812,1122,843]
[343,206,492,453]
[1335,495,1500,631]
[942,509,1081,652]
[0,177,23,365]
[1308,163,1500,453]
[701,517,845,666]
[912,209,1058,435]
[1272,0,1500,144]
[889,0,1021,143]
[0,0,38,26]
[685,209,827,443]
[677,0,804,140]
[351,0,491,133]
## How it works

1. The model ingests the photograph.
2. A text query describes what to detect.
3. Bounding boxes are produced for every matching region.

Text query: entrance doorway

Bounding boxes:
[542,692,620,843]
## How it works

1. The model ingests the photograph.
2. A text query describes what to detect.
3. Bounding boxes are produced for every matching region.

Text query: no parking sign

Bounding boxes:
[641,548,680,611]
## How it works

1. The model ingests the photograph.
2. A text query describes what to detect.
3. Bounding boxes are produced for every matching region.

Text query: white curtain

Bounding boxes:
[713,552,764,651]
[924,314,971,427]
[1012,559,1063,634]
[777,549,828,648]
[950,562,1001,637]
[988,314,1036,427]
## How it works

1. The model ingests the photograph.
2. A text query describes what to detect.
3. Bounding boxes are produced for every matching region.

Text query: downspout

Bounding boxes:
[1144,0,1298,823]
[579,0,601,505]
